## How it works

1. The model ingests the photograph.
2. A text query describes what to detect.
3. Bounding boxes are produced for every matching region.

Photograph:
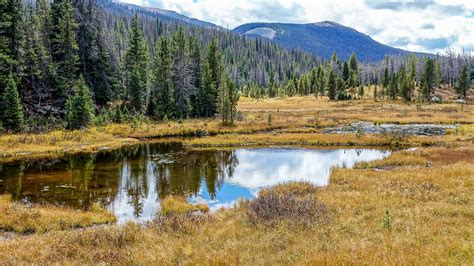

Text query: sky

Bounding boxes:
[118,0,474,54]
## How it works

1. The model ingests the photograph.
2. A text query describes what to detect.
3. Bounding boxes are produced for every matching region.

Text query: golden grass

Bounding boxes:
[183,131,466,148]
[159,196,209,216]
[0,195,116,234]
[0,128,138,162]
[0,145,472,264]
[1,96,473,162]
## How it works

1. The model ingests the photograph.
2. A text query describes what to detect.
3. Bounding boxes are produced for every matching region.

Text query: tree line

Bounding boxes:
[243,51,472,101]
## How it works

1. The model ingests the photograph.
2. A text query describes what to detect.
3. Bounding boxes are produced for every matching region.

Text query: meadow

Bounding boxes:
[0,96,473,264]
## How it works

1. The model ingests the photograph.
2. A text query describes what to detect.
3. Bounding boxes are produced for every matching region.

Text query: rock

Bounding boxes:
[454,99,466,104]
[323,122,458,136]
[430,96,441,103]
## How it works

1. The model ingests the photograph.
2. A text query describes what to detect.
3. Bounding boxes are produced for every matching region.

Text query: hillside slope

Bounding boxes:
[234,22,428,61]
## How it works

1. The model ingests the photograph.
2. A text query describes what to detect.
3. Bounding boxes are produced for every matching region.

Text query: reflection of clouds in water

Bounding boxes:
[109,147,389,222]
[226,148,389,189]
[109,159,159,223]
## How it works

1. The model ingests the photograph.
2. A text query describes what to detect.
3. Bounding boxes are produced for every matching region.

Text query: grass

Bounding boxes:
[0,145,472,264]
[0,195,116,234]
[0,96,473,263]
[1,96,472,162]
[159,196,209,216]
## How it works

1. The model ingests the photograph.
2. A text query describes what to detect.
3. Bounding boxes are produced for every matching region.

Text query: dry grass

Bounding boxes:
[1,96,473,161]
[0,195,115,234]
[0,145,472,264]
[159,196,209,216]
[0,128,138,162]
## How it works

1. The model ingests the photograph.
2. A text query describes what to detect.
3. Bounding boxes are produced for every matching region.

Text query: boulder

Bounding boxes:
[430,96,441,103]
[454,99,466,104]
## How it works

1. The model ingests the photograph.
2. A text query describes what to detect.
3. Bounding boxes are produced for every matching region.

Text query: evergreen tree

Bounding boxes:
[342,61,349,84]
[21,6,43,104]
[217,74,239,125]
[52,0,79,93]
[2,74,24,131]
[348,52,359,88]
[317,67,325,97]
[399,65,411,101]
[66,77,94,129]
[420,58,435,101]
[389,72,398,100]
[201,38,222,117]
[382,67,390,98]
[5,0,23,69]
[124,14,148,113]
[327,69,336,100]
[172,27,193,118]
[149,36,174,119]
[455,65,470,98]
[228,77,239,124]
[189,37,203,116]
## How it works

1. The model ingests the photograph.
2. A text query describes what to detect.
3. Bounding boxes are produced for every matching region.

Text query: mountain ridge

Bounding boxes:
[234,22,430,61]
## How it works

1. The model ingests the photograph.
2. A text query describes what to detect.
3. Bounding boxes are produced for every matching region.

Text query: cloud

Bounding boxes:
[118,0,474,54]
[416,37,456,50]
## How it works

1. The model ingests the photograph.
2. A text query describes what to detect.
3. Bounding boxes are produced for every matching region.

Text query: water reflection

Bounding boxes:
[0,143,390,222]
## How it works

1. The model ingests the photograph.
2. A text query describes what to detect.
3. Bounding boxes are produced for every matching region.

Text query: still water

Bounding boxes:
[0,143,390,222]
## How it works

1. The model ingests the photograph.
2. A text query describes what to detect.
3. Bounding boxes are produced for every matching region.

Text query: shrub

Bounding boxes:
[155,196,210,233]
[246,182,327,227]
[382,210,393,229]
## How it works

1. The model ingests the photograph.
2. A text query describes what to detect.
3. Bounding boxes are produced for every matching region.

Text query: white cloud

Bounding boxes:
[118,0,474,54]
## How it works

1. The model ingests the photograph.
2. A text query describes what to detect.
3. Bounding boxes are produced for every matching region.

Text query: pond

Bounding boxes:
[0,143,390,222]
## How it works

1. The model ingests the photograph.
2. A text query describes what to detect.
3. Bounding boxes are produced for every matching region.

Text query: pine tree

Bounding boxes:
[201,38,222,117]
[5,0,23,69]
[318,67,325,97]
[66,77,94,129]
[348,53,359,88]
[389,72,398,100]
[217,74,230,124]
[2,74,24,131]
[342,61,350,84]
[189,37,203,116]
[217,74,239,125]
[22,6,43,100]
[172,27,192,118]
[52,0,79,92]
[327,69,336,100]
[455,65,470,98]
[124,14,149,113]
[399,65,410,101]
[228,77,239,124]
[150,36,175,119]
[382,67,390,98]
[420,58,435,101]
[0,0,12,121]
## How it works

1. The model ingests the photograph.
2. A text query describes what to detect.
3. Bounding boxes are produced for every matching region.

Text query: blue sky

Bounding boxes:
[119,0,474,54]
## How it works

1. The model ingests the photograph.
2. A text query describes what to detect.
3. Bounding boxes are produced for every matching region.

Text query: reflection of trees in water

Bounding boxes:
[148,145,239,200]
[0,161,25,200]
[0,142,240,216]
[123,145,149,218]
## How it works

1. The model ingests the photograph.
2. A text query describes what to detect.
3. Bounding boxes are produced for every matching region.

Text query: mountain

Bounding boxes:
[99,0,319,86]
[234,21,427,62]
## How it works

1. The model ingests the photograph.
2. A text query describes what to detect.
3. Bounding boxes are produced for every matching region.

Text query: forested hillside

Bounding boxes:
[234,22,429,62]
[0,0,319,131]
[98,0,319,87]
